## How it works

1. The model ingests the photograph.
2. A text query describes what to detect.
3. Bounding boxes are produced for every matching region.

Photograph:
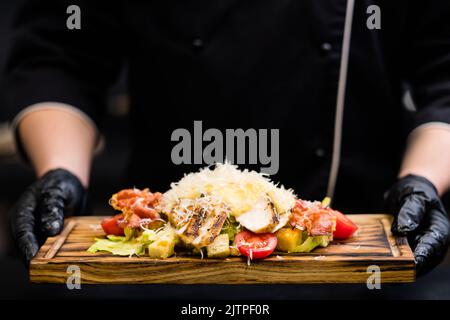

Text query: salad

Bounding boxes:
[88,163,358,261]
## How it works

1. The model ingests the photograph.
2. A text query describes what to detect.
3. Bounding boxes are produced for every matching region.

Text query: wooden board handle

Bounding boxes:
[44,220,77,259]
[381,217,401,257]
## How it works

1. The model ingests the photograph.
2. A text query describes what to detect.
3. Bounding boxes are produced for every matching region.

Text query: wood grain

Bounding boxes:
[30,214,415,284]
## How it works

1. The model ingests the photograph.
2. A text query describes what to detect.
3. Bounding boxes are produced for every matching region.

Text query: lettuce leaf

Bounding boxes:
[221,216,241,241]
[106,235,126,242]
[87,228,163,256]
[87,238,146,256]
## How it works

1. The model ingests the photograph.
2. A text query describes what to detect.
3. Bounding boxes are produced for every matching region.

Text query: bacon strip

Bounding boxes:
[110,188,162,227]
[289,199,336,236]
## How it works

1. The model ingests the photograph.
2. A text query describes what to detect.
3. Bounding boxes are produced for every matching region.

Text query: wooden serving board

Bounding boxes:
[30,214,415,284]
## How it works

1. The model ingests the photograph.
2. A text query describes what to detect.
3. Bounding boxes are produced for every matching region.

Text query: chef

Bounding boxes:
[2,0,450,275]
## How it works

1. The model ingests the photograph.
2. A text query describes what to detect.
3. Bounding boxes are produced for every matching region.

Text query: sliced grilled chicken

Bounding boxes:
[167,196,230,248]
[236,197,290,233]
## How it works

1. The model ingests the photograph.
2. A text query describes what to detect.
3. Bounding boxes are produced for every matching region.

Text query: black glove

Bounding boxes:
[9,168,87,264]
[384,174,450,276]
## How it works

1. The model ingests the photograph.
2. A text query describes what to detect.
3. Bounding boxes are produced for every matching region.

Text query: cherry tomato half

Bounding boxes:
[101,214,125,236]
[330,210,358,239]
[235,230,277,260]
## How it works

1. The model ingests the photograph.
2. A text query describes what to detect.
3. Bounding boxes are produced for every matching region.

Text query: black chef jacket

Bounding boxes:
[2,0,450,213]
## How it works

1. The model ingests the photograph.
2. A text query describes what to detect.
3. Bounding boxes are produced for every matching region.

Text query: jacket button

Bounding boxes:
[315,148,326,158]
[192,38,204,50]
[321,42,332,51]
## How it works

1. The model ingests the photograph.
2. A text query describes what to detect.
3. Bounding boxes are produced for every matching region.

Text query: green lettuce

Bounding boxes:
[87,229,158,256]
[87,238,146,256]
[220,216,241,242]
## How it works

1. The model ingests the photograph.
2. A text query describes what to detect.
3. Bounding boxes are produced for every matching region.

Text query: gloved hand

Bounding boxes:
[9,168,87,264]
[385,174,450,276]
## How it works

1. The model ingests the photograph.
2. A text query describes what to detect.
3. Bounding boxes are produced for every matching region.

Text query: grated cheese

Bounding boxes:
[160,163,296,220]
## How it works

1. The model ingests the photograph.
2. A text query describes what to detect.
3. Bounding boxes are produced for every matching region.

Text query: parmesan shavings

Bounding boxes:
[160,163,296,220]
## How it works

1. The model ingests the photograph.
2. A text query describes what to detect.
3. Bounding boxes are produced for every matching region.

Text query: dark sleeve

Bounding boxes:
[1,0,124,125]
[405,2,450,129]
